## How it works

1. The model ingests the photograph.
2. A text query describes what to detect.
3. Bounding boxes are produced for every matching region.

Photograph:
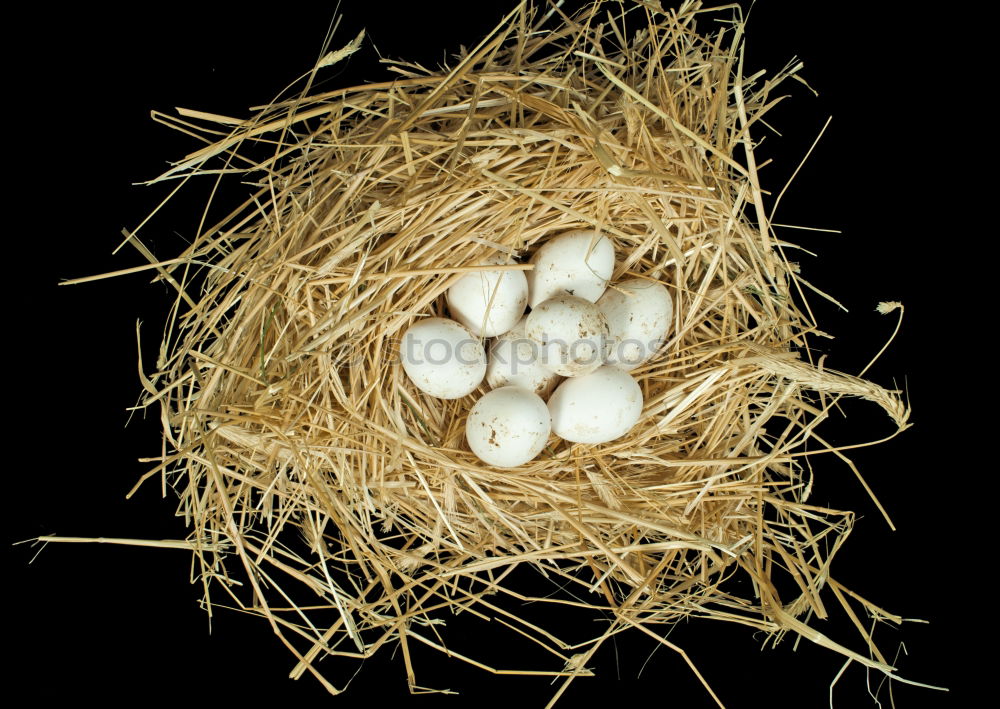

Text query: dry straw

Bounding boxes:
[56,0,931,704]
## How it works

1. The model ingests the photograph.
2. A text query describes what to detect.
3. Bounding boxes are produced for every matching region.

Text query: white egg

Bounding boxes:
[446,256,528,337]
[400,317,486,399]
[548,366,643,444]
[524,294,611,377]
[597,278,673,371]
[526,229,615,308]
[486,316,562,398]
[466,386,552,467]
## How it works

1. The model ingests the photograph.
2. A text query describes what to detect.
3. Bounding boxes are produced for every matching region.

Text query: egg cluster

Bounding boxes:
[400,230,673,467]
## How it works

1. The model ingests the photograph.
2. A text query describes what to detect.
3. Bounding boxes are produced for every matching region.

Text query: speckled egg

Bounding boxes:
[524,294,611,377]
[526,230,615,308]
[466,386,552,467]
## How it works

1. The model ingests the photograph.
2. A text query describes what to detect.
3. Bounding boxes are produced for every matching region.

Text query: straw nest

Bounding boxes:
[123,0,912,702]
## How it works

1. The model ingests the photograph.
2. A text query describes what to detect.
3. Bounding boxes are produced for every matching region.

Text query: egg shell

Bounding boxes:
[526,229,615,308]
[524,294,611,377]
[548,365,642,444]
[466,386,552,467]
[446,256,528,337]
[486,316,562,398]
[597,278,673,371]
[400,317,486,399]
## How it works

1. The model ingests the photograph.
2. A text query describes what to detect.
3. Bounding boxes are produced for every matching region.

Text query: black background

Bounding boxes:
[12,2,965,706]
